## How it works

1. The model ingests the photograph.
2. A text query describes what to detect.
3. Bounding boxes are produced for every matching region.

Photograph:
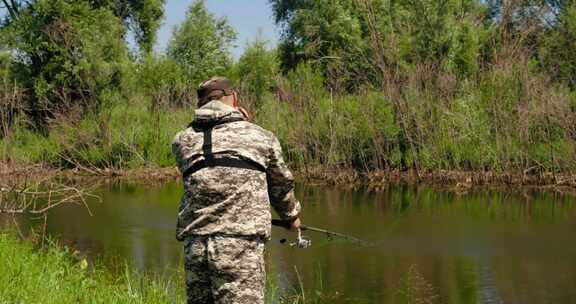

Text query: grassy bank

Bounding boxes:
[0,231,362,304]
[0,233,184,303]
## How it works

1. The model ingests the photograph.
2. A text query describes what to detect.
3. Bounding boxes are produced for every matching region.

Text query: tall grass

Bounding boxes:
[0,94,193,170]
[0,56,196,171]
[253,61,576,175]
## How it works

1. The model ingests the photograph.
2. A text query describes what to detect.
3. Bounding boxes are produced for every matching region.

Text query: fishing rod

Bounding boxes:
[272,219,370,248]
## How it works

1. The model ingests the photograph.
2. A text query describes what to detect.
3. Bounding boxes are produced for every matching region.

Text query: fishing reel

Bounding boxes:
[273,218,367,248]
[293,228,312,248]
[279,228,311,249]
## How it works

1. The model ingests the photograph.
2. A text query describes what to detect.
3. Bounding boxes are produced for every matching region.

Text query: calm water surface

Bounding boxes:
[7,181,576,303]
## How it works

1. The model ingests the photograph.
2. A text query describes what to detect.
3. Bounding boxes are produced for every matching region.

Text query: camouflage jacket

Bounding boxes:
[172,100,301,241]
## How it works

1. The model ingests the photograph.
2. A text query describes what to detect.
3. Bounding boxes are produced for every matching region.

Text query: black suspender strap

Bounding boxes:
[202,128,215,166]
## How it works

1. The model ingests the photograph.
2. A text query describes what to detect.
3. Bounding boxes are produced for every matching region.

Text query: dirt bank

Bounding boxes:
[0,162,180,185]
[299,167,576,192]
[2,162,575,191]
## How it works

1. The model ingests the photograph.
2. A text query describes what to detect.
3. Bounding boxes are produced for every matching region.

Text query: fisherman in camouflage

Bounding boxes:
[172,77,302,304]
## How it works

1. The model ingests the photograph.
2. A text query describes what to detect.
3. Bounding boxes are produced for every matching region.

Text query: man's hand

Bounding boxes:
[271,218,301,231]
[290,217,301,232]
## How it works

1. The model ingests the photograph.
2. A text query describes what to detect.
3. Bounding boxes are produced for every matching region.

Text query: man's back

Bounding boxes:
[172,100,301,240]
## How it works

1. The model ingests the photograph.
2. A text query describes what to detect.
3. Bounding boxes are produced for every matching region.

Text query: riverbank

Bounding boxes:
[302,167,576,190]
[2,162,575,192]
[0,162,180,184]
[0,232,184,303]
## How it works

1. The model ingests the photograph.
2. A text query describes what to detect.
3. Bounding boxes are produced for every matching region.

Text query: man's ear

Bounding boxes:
[238,107,251,121]
[232,91,239,108]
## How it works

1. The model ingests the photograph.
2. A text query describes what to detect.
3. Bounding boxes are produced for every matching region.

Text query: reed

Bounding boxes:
[253,60,576,176]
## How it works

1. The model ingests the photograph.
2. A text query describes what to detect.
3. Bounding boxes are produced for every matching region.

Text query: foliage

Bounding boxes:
[256,64,400,170]
[253,60,576,172]
[1,0,165,54]
[136,55,195,108]
[271,0,369,90]
[540,3,576,87]
[1,0,129,127]
[0,52,24,138]
[233,37,279,112]
[270,0,488,90]
[122,0,166,54]
[0,0,575,176]
[0,96,192,169]
[167,0,236,86]
[390,0,487,77]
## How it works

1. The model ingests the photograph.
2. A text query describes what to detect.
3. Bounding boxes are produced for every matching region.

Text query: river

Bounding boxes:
[6,181,576,303]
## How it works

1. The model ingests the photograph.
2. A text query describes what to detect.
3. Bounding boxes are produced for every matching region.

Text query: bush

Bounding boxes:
[2,0,129,126]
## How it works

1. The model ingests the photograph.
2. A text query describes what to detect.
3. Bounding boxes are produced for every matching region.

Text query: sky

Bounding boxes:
[156,0,280,58]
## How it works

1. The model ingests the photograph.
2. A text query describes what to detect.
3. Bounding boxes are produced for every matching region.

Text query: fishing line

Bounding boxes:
[273,215,405,248]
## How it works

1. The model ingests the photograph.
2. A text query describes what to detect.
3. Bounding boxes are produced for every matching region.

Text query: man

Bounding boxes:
[172,77,302,304]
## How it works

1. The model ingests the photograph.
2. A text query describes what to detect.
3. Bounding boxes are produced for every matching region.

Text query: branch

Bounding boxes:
[1,0,17,20]
[9,0,19,13]
[0,182,98,215]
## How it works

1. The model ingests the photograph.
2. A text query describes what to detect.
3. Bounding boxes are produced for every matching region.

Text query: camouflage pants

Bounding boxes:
[184,235,266,304]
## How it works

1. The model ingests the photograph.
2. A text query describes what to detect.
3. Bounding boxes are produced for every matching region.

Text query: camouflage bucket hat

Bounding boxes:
[197,77,234,107]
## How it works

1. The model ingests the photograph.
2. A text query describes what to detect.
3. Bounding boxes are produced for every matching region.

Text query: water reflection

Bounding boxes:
[3,182,576,303]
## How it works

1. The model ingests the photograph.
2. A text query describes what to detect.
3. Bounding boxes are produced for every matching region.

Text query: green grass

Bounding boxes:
[0,232,345,304]
[0,233,184,304]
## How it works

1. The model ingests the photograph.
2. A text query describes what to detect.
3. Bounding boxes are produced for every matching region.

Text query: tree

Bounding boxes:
[90,0,165,55]
[167,0,236,85]
[269,0,487,88]
[233,37,279,111]
[540,3,576,87]
[271,0,369,90]
[1,0,165,54]
[1,0,129,127]
[129,0,165,54]
[0,0,27,21]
